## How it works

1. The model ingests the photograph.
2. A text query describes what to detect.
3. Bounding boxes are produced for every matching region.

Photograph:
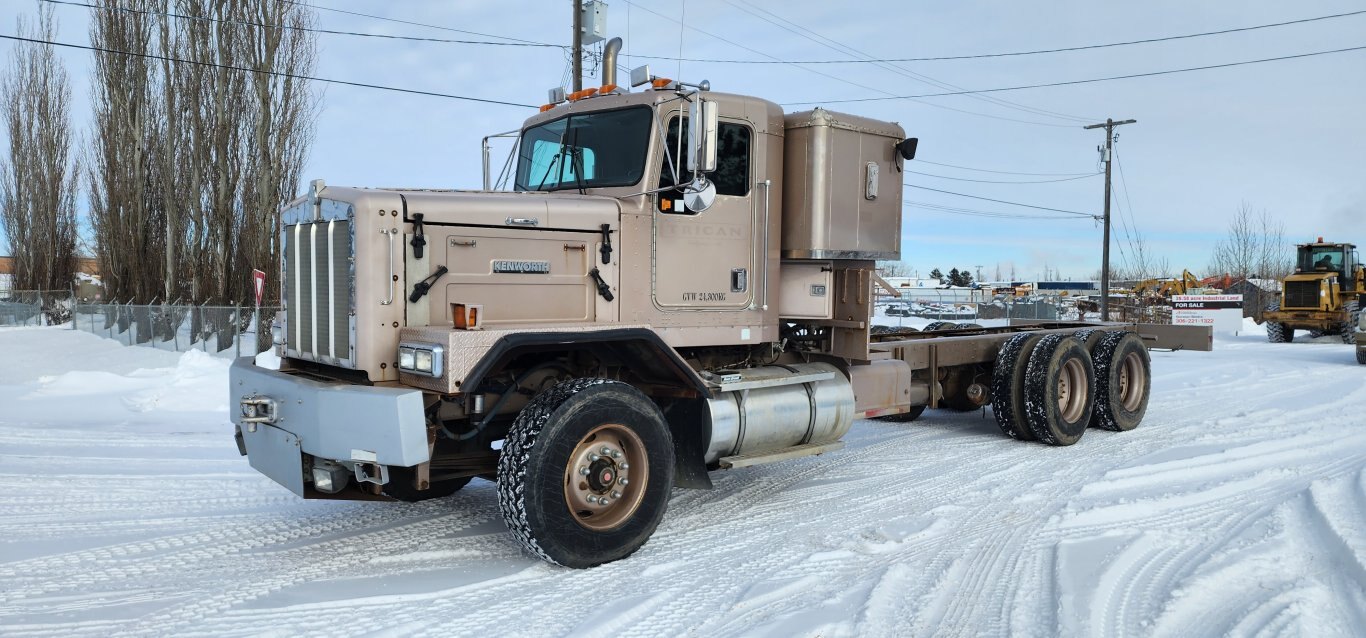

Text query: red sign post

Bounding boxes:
[252,269,267,307]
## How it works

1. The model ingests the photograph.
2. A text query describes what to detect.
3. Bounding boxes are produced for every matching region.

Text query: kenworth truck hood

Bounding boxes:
[278,186,621,383]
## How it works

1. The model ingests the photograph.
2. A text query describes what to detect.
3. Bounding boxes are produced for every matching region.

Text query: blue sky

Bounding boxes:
[2,0,1364,280]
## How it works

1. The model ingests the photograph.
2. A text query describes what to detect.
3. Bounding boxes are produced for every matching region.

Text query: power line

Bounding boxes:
[0,34,538,108]
[43,0,566,48]
[904,183,1097,217]
[905,201,1095,221]
[720,0,1091,124]
[786,45,1366,106]
[915,159,1097,177]
[905,169,1101,184]
[280,0,552,46]
[619,0,1079,128]
[629,9,1366,64]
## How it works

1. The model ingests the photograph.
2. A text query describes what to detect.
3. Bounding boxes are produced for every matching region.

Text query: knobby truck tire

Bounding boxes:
[1072,328,1106,351]
[990,333,1043,441]
[497,378,674,568]
[1090,332,1151,432]
[1024,335,1096,446]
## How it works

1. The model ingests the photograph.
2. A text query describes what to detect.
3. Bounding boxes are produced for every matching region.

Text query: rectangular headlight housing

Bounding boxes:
[397,342,443,378]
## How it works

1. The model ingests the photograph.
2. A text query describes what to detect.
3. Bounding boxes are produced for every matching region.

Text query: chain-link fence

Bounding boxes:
[0,289,75,326]
[70,303,278,357]
[0,289,276,358]
[881,290,1065,323]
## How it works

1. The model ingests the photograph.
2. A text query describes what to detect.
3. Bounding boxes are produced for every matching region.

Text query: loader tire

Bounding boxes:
[1090,332,1150,432]
[875,405,927,423]
[990,333,1043,441]
[1341,301,1359,345]
[924,321,955,331]
[383,468,470,502]
[1357,347,1366,365]
[1024,335,1096,446]
[1265,301,1292,343]
[497,378,674,568]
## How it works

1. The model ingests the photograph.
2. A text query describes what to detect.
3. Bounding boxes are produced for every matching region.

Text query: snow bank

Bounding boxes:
[0,327,228,432]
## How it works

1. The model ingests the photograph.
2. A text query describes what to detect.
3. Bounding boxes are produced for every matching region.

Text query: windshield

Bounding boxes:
[1300,246,1344,272]
[514,106,653,192]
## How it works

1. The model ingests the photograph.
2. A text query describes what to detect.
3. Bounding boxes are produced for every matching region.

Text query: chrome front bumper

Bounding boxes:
[229,357,430,497]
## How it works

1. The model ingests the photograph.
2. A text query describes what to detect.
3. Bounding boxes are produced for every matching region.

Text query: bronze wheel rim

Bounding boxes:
[1057,358,1089,423]
[563,423,648,531]
[1118,351,1147,412]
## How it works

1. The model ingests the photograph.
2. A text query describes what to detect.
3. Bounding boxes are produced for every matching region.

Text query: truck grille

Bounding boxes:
[1283,281,1319,310]
[284,220,354,366]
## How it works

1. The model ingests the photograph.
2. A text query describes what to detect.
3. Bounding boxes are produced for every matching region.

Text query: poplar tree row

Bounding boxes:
[1,0,318,305]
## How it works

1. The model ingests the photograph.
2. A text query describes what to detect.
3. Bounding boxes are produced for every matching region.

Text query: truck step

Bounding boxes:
[718,441,846,469]
[700,367,835,392]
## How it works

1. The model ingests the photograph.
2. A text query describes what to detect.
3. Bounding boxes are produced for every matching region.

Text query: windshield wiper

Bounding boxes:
[532,153,561,192]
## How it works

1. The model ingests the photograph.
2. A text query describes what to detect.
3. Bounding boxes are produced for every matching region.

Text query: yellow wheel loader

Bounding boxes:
[1262,239,1364,344]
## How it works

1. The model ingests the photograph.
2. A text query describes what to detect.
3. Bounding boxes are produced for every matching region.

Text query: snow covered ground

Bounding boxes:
[0,324,1363,637]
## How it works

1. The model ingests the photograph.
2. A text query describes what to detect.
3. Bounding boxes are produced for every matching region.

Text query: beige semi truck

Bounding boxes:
[231,38,1210,568]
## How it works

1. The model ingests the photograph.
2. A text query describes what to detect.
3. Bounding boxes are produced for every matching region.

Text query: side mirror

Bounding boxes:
[688,98,719,173]
[682,178,717,214]
[895,138,919,161]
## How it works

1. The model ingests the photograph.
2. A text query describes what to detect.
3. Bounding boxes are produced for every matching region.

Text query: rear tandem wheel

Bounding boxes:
[1023,335,1096,446]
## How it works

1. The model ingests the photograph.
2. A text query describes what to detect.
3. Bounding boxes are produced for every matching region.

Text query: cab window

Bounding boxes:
[657,116,751,213]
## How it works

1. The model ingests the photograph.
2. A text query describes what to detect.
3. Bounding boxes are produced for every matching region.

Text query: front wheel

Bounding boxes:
[1265,300,1292,343]
[497,378,674,568]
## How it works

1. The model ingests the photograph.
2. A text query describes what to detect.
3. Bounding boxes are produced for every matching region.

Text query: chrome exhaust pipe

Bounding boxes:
[602,37,622,87]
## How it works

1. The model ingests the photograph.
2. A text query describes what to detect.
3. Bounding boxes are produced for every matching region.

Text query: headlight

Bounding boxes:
[397,342,443,378]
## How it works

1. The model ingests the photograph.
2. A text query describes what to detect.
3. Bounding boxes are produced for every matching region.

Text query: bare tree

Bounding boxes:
[88,0,162,303]
[1209,202,1291,282]
[876,260,908,278]
[0,5,79,295]
[88,0,317,305]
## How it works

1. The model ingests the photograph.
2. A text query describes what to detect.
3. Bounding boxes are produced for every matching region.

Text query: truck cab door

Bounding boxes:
[651,116,757,310]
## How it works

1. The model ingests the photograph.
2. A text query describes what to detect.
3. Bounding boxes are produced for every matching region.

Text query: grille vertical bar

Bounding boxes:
[330,220,352,358]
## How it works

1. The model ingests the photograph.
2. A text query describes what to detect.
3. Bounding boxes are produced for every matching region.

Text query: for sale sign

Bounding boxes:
[1172,295,1243,335]
[252,269,267,308]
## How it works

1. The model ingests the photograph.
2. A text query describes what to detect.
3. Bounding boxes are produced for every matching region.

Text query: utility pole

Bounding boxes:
[1083,117,1136,321]
[571,0,583,92]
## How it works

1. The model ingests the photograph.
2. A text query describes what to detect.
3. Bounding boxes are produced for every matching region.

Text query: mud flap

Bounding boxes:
[241,423,305,496]
[663,399,713,490]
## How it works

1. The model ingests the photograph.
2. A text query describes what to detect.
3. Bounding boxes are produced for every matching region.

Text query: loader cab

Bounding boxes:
[1296,242,1358,287]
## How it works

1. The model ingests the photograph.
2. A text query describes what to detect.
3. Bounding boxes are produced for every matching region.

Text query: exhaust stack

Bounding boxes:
[601,37,622,87]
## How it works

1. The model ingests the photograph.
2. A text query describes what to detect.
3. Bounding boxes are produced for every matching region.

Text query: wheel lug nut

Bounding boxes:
[589,454,599,462]
[619,462,629,470]
[587,496,599,505]
[579,467,590,476]
[610,450,621,458]
[619,478,629,486]
[600,446,611,455]
[611,491,621,499]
